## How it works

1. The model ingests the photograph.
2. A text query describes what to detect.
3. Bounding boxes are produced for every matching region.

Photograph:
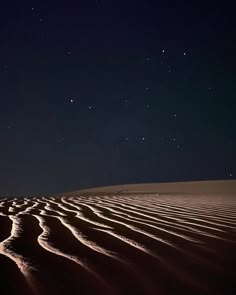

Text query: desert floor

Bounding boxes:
[0,182,236,295]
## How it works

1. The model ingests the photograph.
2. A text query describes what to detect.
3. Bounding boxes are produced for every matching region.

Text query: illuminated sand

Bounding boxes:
[0,180,236,295]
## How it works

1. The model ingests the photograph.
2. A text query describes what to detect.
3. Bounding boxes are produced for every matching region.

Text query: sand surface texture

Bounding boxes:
[0,181,236,295]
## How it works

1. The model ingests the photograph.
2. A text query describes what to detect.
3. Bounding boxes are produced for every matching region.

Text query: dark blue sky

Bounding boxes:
[0,0,235,195]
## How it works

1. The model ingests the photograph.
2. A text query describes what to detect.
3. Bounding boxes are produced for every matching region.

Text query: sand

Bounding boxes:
[0,180,236,295]
[75,179,236,194]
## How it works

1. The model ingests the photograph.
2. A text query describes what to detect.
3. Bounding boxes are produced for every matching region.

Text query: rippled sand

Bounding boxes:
[0,192,236,295]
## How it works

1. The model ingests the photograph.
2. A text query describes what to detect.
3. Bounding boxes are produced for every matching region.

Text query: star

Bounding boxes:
[183,52,187,56]
[142,137,145,141]
[174,114,177,117]
[70,99,74,103]
[145,87,149,91]
[124,99,128,103]
[230,173,232,177]
[146,104,150,108]
[162,49,165,53]
[146,57,150,62]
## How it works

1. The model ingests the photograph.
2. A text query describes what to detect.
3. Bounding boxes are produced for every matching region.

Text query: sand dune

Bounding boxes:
[0,180,236,294]
[75,179,236,194]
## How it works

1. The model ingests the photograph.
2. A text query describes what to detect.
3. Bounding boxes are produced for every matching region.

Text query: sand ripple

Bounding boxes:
[0,194,236,295]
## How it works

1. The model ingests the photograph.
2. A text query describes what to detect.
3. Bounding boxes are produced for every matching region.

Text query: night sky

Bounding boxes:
[0,1,235,195]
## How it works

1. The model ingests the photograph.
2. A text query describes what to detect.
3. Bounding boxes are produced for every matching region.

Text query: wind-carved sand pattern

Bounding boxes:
[0,194,236,295]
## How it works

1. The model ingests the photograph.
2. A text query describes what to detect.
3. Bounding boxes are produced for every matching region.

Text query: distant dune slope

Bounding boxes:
[73,180,236,195]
